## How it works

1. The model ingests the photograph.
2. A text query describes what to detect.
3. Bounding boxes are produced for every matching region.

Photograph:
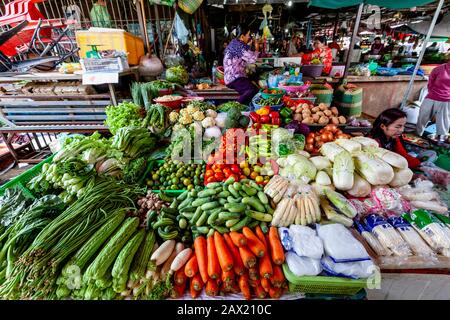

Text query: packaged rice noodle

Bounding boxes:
[364,213,412,257]
[354,220,392,256]
[405,210,450,257]
[387,216,435,257]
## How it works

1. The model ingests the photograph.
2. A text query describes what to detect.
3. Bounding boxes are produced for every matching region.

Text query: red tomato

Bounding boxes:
[306,136,315,145]
[223,167,232,178]
[205,169,214,178]
[214,172,225,181]
[230,164,240,174]
[206,176,216,184]
[305,144,314,152]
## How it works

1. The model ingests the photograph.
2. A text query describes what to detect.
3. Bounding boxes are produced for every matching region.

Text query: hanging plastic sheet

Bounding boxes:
[174,12,189,45]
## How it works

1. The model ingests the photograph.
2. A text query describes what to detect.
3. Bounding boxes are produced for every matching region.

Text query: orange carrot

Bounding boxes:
[190,279,201,299]
[174,267,187,285]
[255,225,267,247]
[259,250,273,279]
[172,282,186,298]
[207,234,221,280]
[214,231,234,272]
[261,277,271,293]
[268,226,285,265]
[220,282,230,295]
[249,278,259,288]
[239,246,257,269]
[230,231,247,247]
[270,265,285,288]
[223,233,245,275]
[230,280,240,294]
[194,236,209,283]
[205,279,219,296]
[222,269,235,284]
[184,254,199,278]
[238,274,252,300]
[242,227,266,257]
[192,273,204,291]
[269,286,283,299]
[254,283,267,299]
[248,267,259,281]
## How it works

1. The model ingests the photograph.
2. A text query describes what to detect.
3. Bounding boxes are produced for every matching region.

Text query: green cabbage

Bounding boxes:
[166,65,189,85]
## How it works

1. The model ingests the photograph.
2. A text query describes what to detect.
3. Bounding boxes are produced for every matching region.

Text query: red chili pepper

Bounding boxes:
[249,112,260,123]
[252,123,261,130]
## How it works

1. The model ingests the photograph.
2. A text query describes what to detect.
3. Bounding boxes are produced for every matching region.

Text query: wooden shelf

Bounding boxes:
[0,94,111,100]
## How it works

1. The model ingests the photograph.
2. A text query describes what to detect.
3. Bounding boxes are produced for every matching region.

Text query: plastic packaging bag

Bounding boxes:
[285,252,322,276]
[321,256,375,279]
[316,223,371,262]
[387,216,435,257]
[364,213,412,257]
[278,227,293,251]
[421,164,450,186]
[289,225,324,259]
[354,220,392,256]
[371,186,403,212]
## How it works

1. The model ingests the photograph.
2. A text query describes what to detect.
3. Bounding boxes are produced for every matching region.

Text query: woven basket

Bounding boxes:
[334,85,363,104]
[336,101,362,117]
[179,0,204,14]
[310,84,333,106]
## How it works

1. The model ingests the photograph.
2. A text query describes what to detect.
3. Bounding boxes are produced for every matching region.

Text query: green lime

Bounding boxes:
[183,178,191,186]
[147,180,154,187]
[172,177,179,184]
[194,177,200,186]
[152,174,159,180]
[187,184,194,190]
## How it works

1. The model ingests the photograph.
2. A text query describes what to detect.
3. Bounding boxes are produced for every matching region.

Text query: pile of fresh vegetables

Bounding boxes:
[249,106,280,127]
[146,160,205,190]
[304,124,351,154]
[105,102,145,135]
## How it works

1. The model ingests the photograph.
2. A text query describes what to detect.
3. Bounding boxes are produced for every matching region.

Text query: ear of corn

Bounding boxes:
[84,217,140,281]
[112,229,146,293]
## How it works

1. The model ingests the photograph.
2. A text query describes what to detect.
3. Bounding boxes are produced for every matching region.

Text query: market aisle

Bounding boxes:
[367,274,450,300]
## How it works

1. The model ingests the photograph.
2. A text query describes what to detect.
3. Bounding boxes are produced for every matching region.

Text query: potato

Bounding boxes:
[324,110,332,117]
[302,117,313,124]
[316,111,324,117]
[338,116,346,124]
[294,113,303,121]
[302,109,311,116]
[331,117,339,125]
[311,107,320,113]
[331,107,339,116]
[319,103,328,110]
[301,103,310,109]
[319,116,329,125]
[312,114,320,122]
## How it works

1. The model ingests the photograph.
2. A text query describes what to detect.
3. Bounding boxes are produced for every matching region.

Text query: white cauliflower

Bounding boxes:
[179,114,193,125]
[169,111,179,123]
[201,116,216,128]
[187,105,200,114]
[193,111,205,121]
[180,108,189,116]
[205,109,218,118]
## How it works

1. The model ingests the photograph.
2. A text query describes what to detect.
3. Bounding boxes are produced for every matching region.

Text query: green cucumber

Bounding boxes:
[201,201,219,211]
[264,203,274,215]
[225,219,240,228]
[196,226,210,234]
[242,196,265,212]
[196,211,208,227]
[179,218,188,229]
[206,182,221,189]
[181,212,194,219]
[257,191,269,204]
[218,190,231,198]
[198,189,217,198]
[219,212,242,220]
[248,220,260,228]
[224,202,247,213]
[227,196,242,204]
[169,199,179,209]
[245,210,272,222]
[219,198,227,205]
[229,216,252,232]
[249,181,262,191]
[228,185,240,198]
[192,197,211,207]
[206,229,215,238]
[177,191,189,201]
[190,207,203,225]
[212,225,229,234]
[242,184,257,196]
[207,210,220,225]
[260,222,269,233]
[233,182,242,191]
[224,176,235,186]
[161,207,177,215]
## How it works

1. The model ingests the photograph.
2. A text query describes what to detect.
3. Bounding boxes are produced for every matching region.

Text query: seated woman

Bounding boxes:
[369,108,421,169]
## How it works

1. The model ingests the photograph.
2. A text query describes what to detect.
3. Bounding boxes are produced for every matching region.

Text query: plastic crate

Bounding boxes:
[0,155,55,197]
[282,264,367,296]
[80,57,129,73]
[75,29,144,65]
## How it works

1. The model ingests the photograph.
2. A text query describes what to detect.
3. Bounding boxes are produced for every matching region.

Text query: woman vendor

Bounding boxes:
[301,36,333,75]
[223,24,260,104]
[369,108,421,169]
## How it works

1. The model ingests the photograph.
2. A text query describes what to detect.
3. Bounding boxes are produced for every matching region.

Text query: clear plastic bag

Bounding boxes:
[285,252,322,276]
[321,256,375,279]
[289,225,324,259]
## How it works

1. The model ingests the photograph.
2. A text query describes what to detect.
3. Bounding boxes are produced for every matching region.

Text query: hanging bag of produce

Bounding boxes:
[178,0,204,15]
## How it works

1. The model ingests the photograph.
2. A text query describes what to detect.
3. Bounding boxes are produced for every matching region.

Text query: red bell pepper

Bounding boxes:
[260,115,270,124]
[271,117,281,126]
[269,111,279,119]
[249,112,260,123]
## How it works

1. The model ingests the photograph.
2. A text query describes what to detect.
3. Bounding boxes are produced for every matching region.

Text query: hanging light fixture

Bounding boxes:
[287,1,293,7]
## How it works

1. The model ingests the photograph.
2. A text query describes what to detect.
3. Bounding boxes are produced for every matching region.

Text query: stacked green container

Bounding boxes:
[334,84,363,117]
[309,84,334,106]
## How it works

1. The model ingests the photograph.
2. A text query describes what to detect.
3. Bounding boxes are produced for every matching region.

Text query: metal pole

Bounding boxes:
[153,5,164,58]
[343,3,364,79]
[400,0,445,108]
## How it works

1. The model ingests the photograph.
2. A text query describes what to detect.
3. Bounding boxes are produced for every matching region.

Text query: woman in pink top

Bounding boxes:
[416,61,450,141]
